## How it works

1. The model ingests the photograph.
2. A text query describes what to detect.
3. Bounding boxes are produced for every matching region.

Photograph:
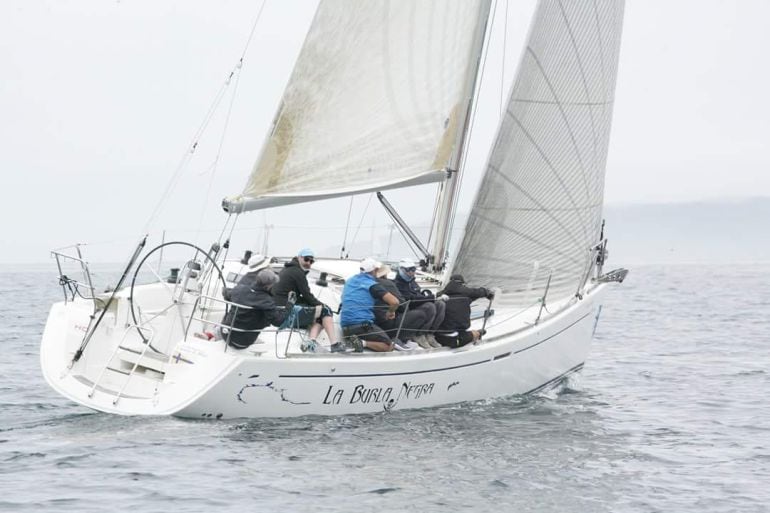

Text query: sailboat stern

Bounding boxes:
[39,298,238,416]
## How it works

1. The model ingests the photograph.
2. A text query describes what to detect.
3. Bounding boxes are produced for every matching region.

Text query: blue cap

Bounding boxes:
[298,248,315,258]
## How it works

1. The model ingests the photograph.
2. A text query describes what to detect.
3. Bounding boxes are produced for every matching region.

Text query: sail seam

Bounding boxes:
[591,0,609,102]
[488,164,585,252]
[521,46,592,232]
[467,211,582,266]
[556,0,601,202]
[505,108,590,243]
[455,257,580,277]
[471,203,602,212]
[511,99,612,106]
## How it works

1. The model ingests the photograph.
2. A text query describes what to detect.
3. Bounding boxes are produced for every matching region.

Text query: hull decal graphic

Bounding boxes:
[236,379,310,406]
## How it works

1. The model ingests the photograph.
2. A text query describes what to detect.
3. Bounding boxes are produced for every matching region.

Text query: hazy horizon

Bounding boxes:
[3,195,768,268]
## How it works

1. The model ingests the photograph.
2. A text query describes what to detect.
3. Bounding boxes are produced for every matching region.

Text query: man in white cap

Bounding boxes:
[394,258,445,348]
[272,247,341,352]
[339,257,401,352]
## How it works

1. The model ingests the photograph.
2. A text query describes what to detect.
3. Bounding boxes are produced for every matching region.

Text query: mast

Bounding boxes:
[428,0,493,272]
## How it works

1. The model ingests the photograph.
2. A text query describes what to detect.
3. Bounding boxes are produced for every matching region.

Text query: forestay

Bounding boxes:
[223,0,491,213]
[452,0,625,307]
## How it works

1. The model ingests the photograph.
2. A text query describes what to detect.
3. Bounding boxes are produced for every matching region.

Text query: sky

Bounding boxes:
[1,0,769,264]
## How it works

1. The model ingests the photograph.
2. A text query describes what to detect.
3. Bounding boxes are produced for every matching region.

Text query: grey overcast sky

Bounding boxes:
[1,0,769,264]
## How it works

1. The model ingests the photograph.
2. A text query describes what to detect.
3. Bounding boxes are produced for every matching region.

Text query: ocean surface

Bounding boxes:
[1,264,768,512]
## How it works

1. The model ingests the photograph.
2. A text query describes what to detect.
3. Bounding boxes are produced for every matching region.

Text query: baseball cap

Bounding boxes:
[360,257,380,273]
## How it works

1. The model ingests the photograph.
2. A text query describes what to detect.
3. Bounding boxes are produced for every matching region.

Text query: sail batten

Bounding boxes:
[226,0,492,213]
[452,0,625,307]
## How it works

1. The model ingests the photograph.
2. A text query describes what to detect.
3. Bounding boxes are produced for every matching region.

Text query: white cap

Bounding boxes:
[247,254,270,271]
[375,263,391,278]
[399,258,416,269]
[359,257,380,273]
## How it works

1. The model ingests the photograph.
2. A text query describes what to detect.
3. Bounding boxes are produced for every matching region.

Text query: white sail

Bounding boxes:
[223,0,492,213]
[452,0,625,307]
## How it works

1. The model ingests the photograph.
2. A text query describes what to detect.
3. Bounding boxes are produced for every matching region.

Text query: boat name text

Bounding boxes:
[322,381,435,406]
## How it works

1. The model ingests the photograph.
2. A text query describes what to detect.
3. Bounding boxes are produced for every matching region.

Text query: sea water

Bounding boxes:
[1,264,768,512]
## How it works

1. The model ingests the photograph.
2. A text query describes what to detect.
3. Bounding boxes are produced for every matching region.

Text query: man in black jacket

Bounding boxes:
[393,258,445,348]
[219,255,288,349]
[434,274,494,348]
[272,248,339,352]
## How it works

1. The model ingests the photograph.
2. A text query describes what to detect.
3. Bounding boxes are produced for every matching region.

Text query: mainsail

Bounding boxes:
[223,0,492,213]
[452,0,625,307]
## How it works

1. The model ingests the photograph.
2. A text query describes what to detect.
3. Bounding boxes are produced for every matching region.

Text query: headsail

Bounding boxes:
[452,0,625,307]
[224,0,492,213]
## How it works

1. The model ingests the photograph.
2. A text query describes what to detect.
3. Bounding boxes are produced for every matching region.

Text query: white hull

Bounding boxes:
[40,259,610,419]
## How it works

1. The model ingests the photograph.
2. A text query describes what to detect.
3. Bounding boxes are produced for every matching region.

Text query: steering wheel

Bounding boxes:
[128,241,228,349]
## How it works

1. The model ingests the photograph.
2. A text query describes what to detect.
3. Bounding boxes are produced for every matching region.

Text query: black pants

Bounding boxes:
[341,322,391,343]
[435,330,475,348]
[376,309,427,341]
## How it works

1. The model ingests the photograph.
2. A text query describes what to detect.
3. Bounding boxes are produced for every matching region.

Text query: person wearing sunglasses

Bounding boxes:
[394,258,445,349]
[273,248,341,353]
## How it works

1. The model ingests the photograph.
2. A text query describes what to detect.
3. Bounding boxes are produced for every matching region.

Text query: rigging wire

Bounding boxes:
[500,0,509,117]
[142,81,231,234]
[143,0,269,235]
[339,196,355,259]
[200,213,240,311]
[445,0,501,265]
[426,182,443,249]
[347,193,374,258]
[194,60,245,243]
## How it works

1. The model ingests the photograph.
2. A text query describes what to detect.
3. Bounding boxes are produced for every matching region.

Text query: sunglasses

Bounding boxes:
[404,267,417,272]
[303,256,315,264]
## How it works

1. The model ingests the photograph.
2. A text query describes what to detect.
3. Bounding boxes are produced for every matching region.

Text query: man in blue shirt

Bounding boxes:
[340,258,400,352]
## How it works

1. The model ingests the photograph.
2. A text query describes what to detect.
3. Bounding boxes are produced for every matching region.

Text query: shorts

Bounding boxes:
[297,304,333,329]
[280,305,333,330]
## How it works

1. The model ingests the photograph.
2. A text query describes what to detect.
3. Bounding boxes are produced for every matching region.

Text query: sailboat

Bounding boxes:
[40,0,628,418]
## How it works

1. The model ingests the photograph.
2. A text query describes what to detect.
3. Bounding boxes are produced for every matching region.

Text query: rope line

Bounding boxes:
[143,0,269,235]
[340,196,355,258]
[349,193,374,256]
[195,62,245,242]
[445,0,498,265]
[500,0,509,116]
